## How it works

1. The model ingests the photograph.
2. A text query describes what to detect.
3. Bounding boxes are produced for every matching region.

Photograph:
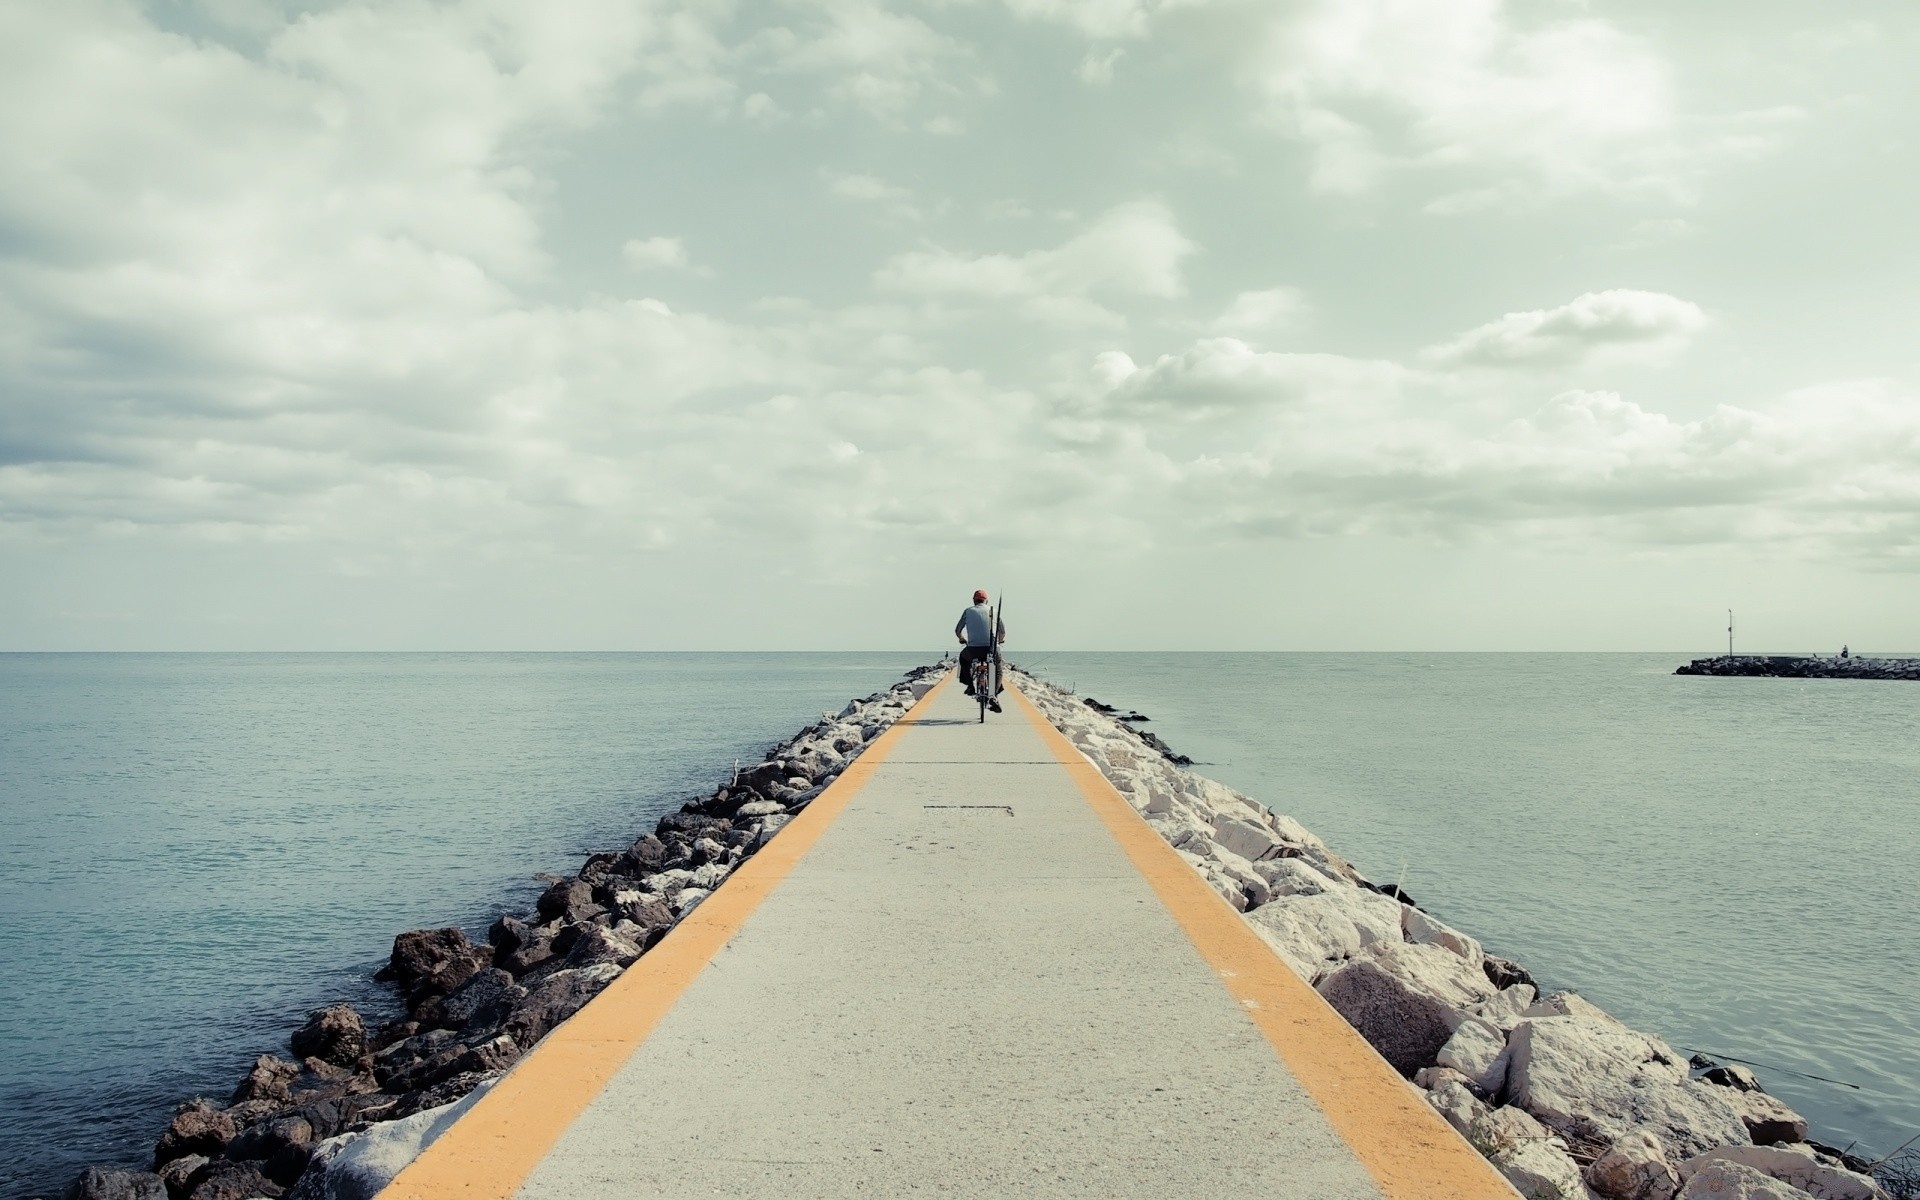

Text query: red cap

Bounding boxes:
[973,589,988,603]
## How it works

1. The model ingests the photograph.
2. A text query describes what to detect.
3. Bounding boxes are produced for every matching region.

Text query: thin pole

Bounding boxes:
[1727,609,1734,658]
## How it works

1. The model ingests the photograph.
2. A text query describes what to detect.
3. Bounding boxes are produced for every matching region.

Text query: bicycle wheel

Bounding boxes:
[975,662,989,722]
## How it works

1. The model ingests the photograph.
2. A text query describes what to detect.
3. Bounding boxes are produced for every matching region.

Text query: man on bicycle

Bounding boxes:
[955,589,1006,712]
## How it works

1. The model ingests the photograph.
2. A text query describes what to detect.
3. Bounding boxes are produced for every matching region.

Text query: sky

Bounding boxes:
[2,0,1917,651]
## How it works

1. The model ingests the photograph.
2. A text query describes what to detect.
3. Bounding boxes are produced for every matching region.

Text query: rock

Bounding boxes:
[417,968,518,1031]
[1589,1129,1682,1200]
[455,1034,520,1075]
[611,891,675,932]
[1209,814,1287,862]
[220,1098,285,1127]
[384,928,489,999]
[65,1167,167,1200]
[733,799,784,819]
[290,1006,366,1068]
[1403,906,1483,964]
[1505,1015,1750,1158]
[391,1071,497,1120]
[1436,1017,1511,1094]
[1702,1065,1761,1092]
[504,963,620,1045]
[1725,1091,1809,1146]
[1468,984,1538,1033]
[286,1082,495,1200]
[1425,1078,1490,1137]
[1484,953,1538,992]
[157,1155,206,1200]
[535,879,601,925]
[231,1054,302,1105]
[753,814,791,848]
[1527,990,1624,1024]
[1251,857,1336,896]
[1415,1065,1475,1091]
[184,1159,283,1200]
[656,811,731,840]
[617,835,668,876]
[1678,1146,1881,1200]
[155,1101,237,1166]
[1675,1159,1817,1200]
[1315,941,1496,1075]
[674,887,711,915]
[561,924,641,970]
[227,1114,314,1163]
[1460,1105,1590,1200]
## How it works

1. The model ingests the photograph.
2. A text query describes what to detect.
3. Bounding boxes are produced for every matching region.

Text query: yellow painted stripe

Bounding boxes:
[381,672,951,1200]
[1008,682,1521,1200]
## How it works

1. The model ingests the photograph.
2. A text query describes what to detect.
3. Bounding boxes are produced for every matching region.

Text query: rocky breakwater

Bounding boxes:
[1676,656,1920,680]
[1019,670,1897,1200]
[55,664,946,1200]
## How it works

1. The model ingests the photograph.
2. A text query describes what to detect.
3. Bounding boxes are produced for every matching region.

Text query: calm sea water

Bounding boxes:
[1025,653,1919,1164]
[0,653,931,1200]
[1,653,1914,1197]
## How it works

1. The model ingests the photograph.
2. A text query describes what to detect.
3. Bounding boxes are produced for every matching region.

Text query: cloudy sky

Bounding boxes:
[3,0,1916,651]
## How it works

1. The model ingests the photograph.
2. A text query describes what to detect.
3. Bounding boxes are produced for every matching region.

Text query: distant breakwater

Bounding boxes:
[1677,655,1920,680]
[53,664,945,1200]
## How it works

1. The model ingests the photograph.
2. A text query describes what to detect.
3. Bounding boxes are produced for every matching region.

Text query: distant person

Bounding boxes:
[1842,645,1850,659]
[955,589,1006,712]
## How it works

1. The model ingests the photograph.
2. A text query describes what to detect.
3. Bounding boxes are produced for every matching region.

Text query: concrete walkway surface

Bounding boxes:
[384,673,1520,1200]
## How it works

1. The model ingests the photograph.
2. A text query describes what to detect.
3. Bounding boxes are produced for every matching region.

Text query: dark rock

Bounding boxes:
[501,930,555,976]
[379,1045,465,1095]
[262,1142,314,1189]
[230,1054,301,1105]
[1482,953,1537,992]
[372,1028,459,1086]
[65,1167,166,1200]
[575,852,621,885]
[218,1098,285,1128]
[226,1115,313,1163]
[390,1070,496,1120]
[504,967,616,1046]
[620,835,667,875]
[384,928,489,997]
[184,1160,282,1200]
[366,1020,417,1053]
[656,811,729,839]
[1316,959,1457,1076]
[535,879,600,924]
[289,1005,365,1068]
[156,1155,205,1200]
[1700,1063,1762,1091]
[561,925,641,971]
[612,892,675,932]
[154,1101,237,1166]
[453,1034,519,1076]
[444,968,519,1028]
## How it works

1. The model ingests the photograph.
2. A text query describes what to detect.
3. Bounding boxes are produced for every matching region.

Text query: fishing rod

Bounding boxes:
[1677,1046,1861,1090]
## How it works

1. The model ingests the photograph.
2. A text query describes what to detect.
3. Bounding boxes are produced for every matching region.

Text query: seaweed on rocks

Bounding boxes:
[54,662,946,1200]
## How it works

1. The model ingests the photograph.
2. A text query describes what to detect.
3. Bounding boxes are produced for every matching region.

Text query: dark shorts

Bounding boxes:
[958,645,1001,694]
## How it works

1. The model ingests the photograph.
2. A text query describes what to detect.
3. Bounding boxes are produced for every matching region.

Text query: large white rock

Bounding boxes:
[1470,984,1539,1033]
[1212,814,1287,862]
[1425,1078,1490,1138]
[1315,941,1498,1074]
[1436,1017,1511,1095]
[1721,1090,1809,1147]
[1246,894,1363,978]
[1675,1160,1818,1200]
[1251,857,1335,896]
[290,1081,496,1200]
[1678,1146,1882,1200]
[1505,1016,1751,1158]
[1470,1105,1592,1200]
[1403,905,1484,965]
[1587,1129,1682,1200]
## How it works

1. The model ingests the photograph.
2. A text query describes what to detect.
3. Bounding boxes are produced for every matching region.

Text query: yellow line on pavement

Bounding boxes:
[1009,682,1521,1200]
[381,673,951,1200]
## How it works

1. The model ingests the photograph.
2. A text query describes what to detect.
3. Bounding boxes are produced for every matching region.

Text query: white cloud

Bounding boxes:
[1001,0,1156,41]
[873,201,1195,323]
[1077,47,1126,84]
[1422,290,1707,369]
[1241,0,1794,206]
[1212,288,1309,340]
[622,236,697,272]
[752,0,974,122]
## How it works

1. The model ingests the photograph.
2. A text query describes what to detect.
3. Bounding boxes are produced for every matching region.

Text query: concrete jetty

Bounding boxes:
[379,674,1518,1200]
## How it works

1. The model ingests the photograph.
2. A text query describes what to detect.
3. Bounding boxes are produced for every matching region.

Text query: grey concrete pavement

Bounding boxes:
[515,678,1388,1198]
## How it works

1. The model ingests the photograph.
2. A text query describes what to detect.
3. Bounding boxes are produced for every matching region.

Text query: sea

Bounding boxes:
[1,652,1914,1197]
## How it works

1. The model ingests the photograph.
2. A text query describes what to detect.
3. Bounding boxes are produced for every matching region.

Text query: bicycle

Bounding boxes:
[970,649,997,723]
